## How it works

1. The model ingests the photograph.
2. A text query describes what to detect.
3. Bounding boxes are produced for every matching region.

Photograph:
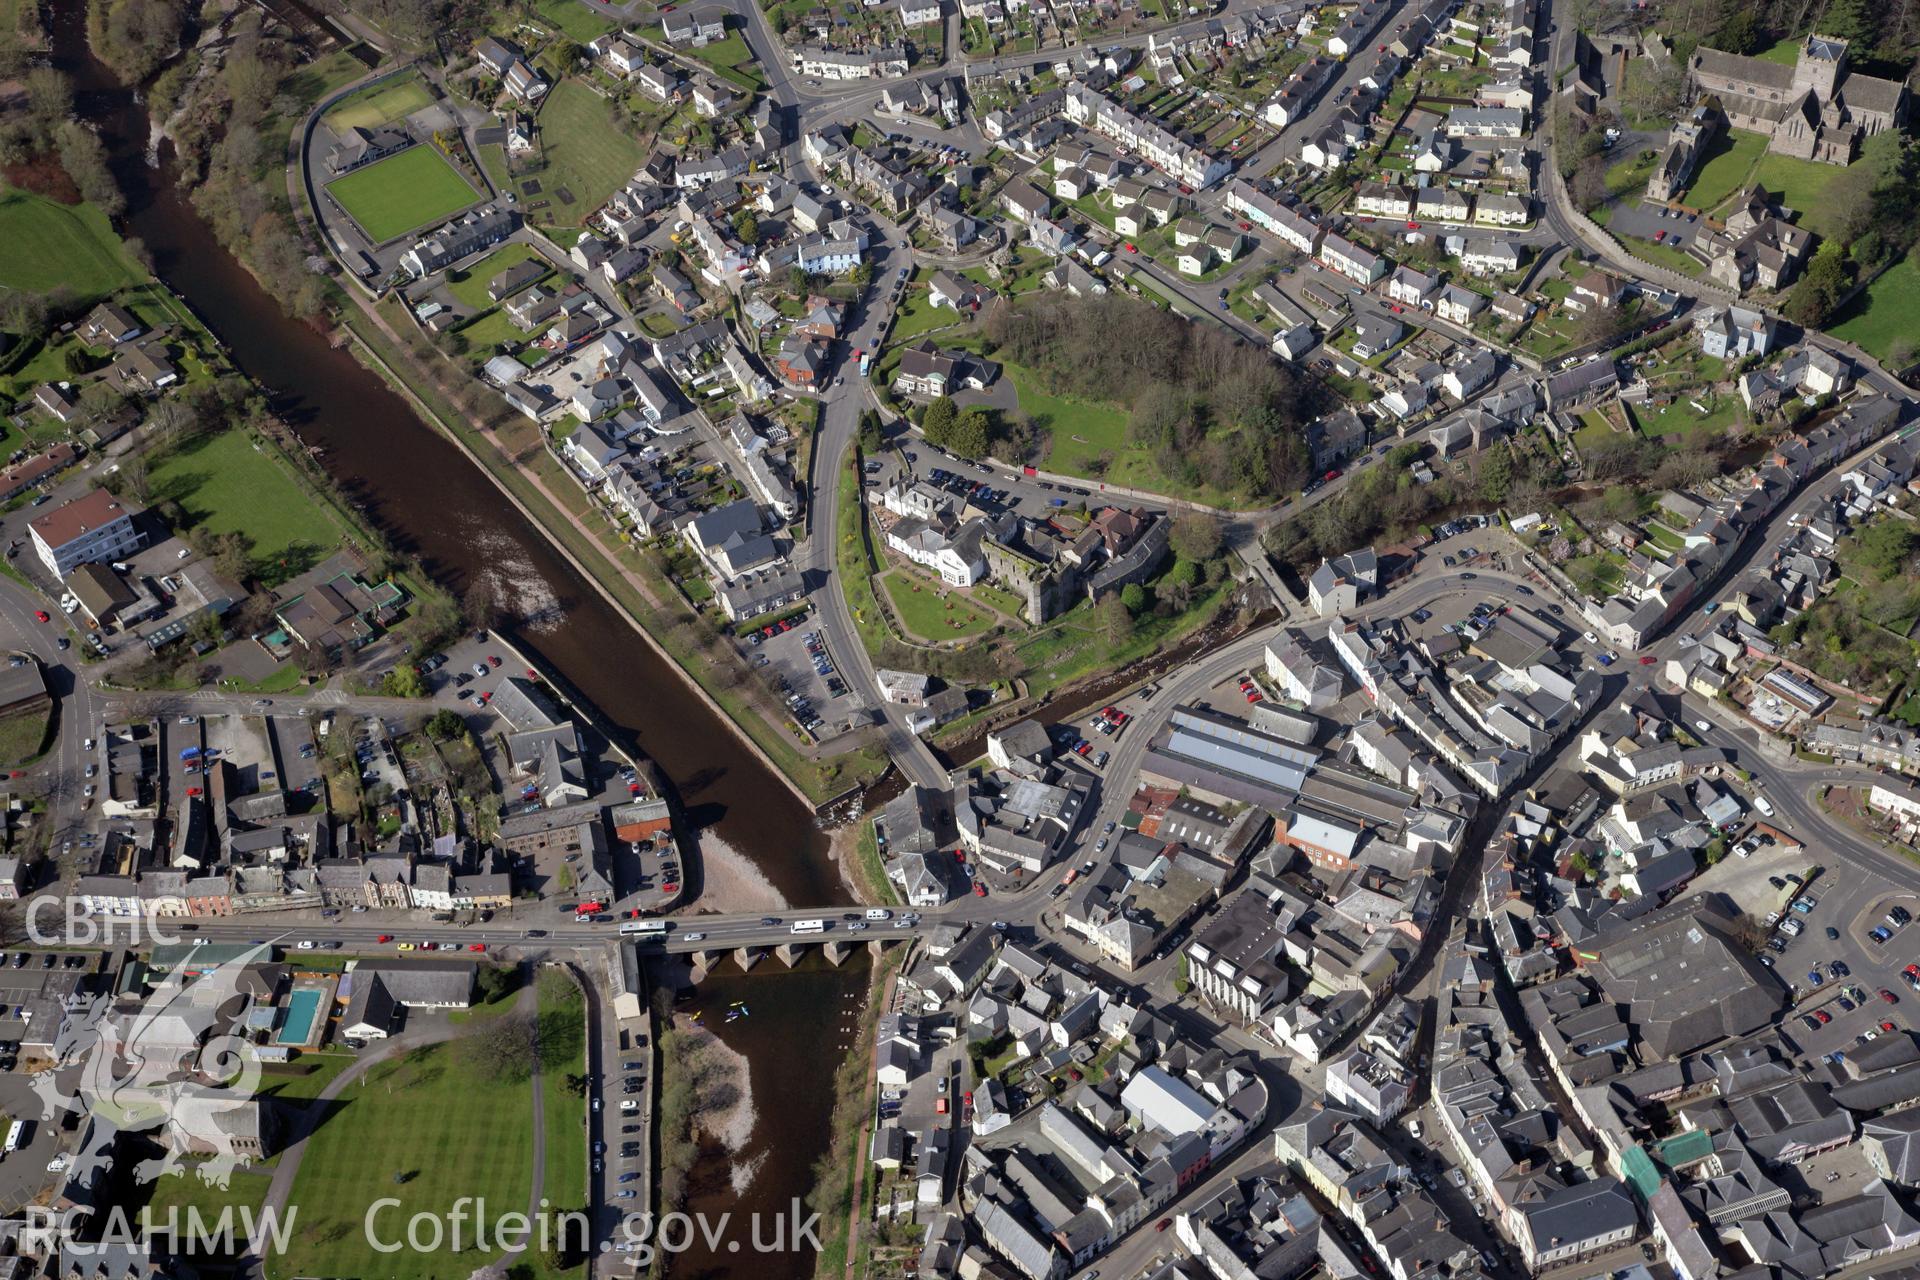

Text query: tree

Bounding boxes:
[1816,0,1878,47]
[1622,59,1686,124]
[1714,10,1764,52]
[474,965,516,1003]
[787,266,810,295]
[461,578,499,633]
[1853,519,1919,580]
[1786,240,1850,328]
[858,410,883,453]
[381,665,427,699]
[0,291,50,342]
[1169,512,1223,563]
[461,1012,539,1082]
[426,709,468,740]
[209,531,252,587]
[1120,582,1147,612]
[1094,591,1133,646]
[922,396,958,447]
[1600,485,1642,522]
[852,262,874,287]
[1478,447,1516,502]
[731,208,761,245]
[948,407,991,459]
[55,122,124,217]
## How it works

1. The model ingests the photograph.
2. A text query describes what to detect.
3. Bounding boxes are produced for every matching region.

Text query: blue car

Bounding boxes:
[1807,969,1826,986]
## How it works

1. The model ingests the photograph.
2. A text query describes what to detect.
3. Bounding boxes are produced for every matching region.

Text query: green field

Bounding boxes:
[534,0,617,42]
[269,1039,539,1280]
[0,191,146,299]
[1680,128,1771,211]
[677,31,764,89]
[147,430,350,584]
[446,243,551,311]
[323,74,433,131]
[1748,148,1846,238]
[327,146,479,244]
[1829,257,1920,365]
[527,80,644,225]
[880,570,1000,641]
[536,971,588,1212]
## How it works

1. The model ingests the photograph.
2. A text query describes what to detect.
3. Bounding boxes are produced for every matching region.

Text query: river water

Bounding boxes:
[46,4,862,1274]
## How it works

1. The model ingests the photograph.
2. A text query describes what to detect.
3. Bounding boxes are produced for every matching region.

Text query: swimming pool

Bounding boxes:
[277,988,323,1045]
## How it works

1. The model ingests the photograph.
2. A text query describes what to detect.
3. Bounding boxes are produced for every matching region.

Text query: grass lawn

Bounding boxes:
[998,362,1248,507]
[534,0,617,42]
[879,570,999,641]
[459,308,546,355]
[0,191,145,300]
[147,431,350,584]
[1633,392,1745,441]
[1828,257,1920,366]
[326,146,478,244]
[537,971,588,1214]
[269,1038,538,1280]
[1680,128,1771,212]
[528,80,644,225]
[323,74,433,131]
[446,244,550,311]
[1618,232,1704,277]
[677,31,764,88]
[1748,149,1846,239]
[256,1052,360,1107]
[836,446,895,659]
[0,704,50,766]
[890,290,960,342]
[1753,37,1801,66]
[141,1160,275,1231]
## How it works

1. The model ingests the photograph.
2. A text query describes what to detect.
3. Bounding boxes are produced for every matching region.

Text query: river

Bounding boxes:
[46,3,862,1275]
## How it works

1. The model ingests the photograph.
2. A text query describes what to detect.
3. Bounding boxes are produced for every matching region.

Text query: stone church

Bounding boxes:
[1687,34,1910,165]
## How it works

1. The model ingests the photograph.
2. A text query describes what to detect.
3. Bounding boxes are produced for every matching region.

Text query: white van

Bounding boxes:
[1754,795,1776,818]
[864,908,892,920]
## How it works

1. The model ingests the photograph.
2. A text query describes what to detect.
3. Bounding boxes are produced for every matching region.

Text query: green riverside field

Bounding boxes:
[0,191,146,299]
[147,430,351,584]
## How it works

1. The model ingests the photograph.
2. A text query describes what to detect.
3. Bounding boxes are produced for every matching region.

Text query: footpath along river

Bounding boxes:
[48,3,865,1274]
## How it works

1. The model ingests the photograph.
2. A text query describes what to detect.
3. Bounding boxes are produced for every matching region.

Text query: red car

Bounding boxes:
[1236,220,1251,231]
[469,943,488,952]
[377,934,394,943]
[662,882,678,894]
[954,850,966,862]
[1638,656,1657,665]
[1156,1219,1173,1233]
[1884,1021,1900,1033]
[186,786,202,797]
[527,668,539,678]
[1906,964,1920,980]
[1814,1009,1832,1024]
[1123,242,1138,253]
[1883,989,1900,1004]
[1324,469,1343,482]
[973,883,987,897]
[32,611,47,623]
[488,655,502,667]
[1406,220,1420,230]
[1655,229,1667,242]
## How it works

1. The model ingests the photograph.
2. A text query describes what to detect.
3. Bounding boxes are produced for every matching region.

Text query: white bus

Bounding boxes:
[789,919,827,935]
[619,920,671,937]
[5,1120,26,1153]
